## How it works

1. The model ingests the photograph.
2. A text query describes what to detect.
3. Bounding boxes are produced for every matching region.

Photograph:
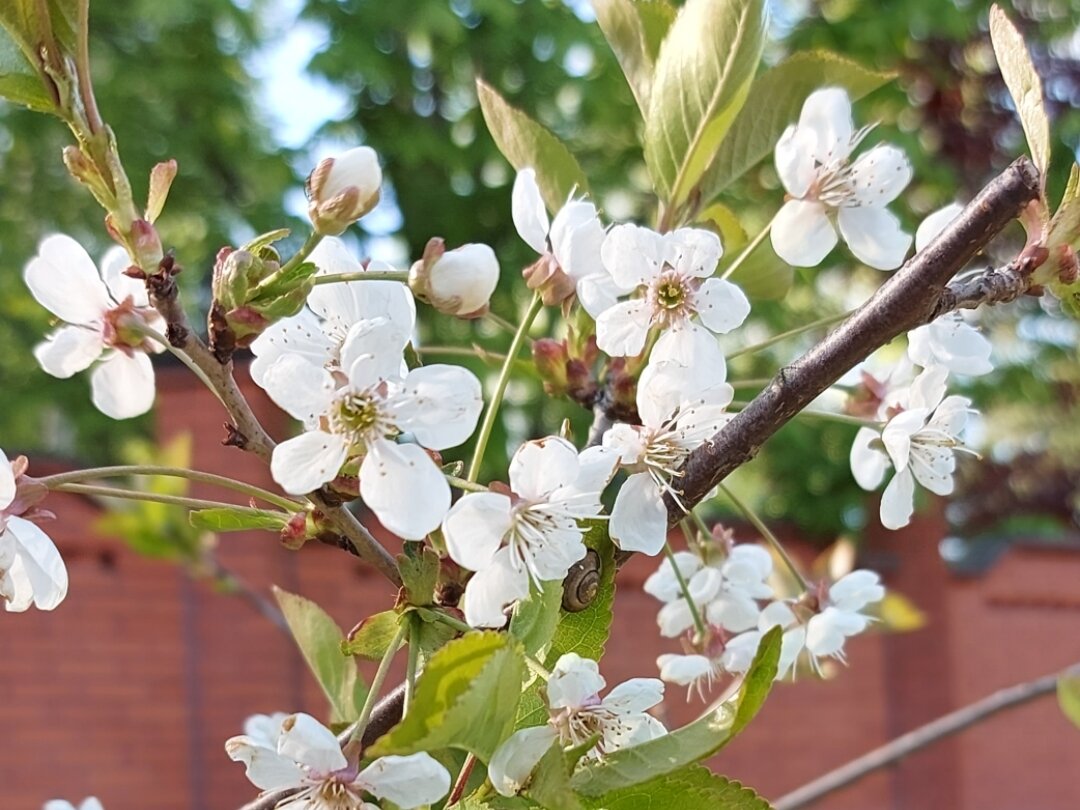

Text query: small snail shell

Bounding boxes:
[562,549,601,612]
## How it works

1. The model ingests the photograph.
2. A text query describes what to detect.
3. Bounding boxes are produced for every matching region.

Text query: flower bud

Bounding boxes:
[532,339,569,395]
[306,147,382,236]
[146,159,178,224]
[523,254,575,306]
[409,238,500,317]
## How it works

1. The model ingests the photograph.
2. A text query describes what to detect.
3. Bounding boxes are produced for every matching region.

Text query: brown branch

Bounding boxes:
[773,664,1075,810]
[935,253,1041,316]
[667,157,1040,518]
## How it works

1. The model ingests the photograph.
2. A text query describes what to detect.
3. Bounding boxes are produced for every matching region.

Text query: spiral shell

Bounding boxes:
[562,549,601,612]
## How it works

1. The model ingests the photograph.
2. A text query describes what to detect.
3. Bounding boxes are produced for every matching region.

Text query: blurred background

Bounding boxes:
[2,0,1080,808]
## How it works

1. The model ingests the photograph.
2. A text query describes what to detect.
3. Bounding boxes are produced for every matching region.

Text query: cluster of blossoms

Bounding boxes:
[489,653,666,797]
[227,712,450,809]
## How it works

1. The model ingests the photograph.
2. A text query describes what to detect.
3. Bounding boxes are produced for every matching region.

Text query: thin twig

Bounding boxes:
[774,664,1074,810]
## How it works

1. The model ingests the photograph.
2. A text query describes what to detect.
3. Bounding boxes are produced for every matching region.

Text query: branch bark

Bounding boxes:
[773,664,1074,810]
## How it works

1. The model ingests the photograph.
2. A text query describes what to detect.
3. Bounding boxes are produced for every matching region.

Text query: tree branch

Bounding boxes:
[773,663,1075,810]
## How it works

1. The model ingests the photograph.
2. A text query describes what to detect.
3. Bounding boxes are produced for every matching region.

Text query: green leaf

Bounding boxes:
[1048,164,1080,250]
[1058,674,1080,731]
[476,78,590,213]
[413,606,459,661]
[570,627,781,796]
[251,261,319,302]
[644,0,766,208]
[510,579,564,657]
[341,610,404,660]
[701,51,894,201]
[516,523,616,729]
[0,24,53,112]
[592,0,676,115]
[369,631,526,761]
[526,742,585,810]
[990,4,1051,180]
[273,586,367,724]
[399,542,441,606]
[188,506,289,533]
[708,209,793,300]
[583,765,772,810]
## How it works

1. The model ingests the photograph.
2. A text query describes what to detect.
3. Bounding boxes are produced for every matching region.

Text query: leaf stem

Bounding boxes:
[348,622,408,749]
[466,294,544,482]
[447,754,478,806]
[445,475,489,493]
[726,310,852,360]
[49,482,275,515]
[717,483,809,592]
[404,612,420,716]
[728,401,880,429]
[39,465,303,512]
[720,211,778,282]
[311,270,410,285]
[668,534,708,639]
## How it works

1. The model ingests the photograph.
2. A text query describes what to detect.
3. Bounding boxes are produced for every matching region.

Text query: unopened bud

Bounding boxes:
[63,145,114,210]
[532,339,569,395]
[306,147,382,236]
[146,159,178,223]
[523,254,575,306]
[130,219,164,272]
[410,238,500,317]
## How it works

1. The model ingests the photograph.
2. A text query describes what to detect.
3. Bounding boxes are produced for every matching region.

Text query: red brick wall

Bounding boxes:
[4,365,1080,809]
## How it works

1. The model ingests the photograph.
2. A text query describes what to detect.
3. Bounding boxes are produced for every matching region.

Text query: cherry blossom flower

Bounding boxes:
[43,800,104,810]
[512,167,623,313]
[24,234,166,419]
[249,237,415,386]
[443,437,616,628]
[307,146,383,235]
[850,365,973,529]
[594,224,750,371]
[771,87,912,270]
[489,653,665,796]
[226,712,450,809]
[408,239,500,317]
[603,361,733,555]
[2,449,67,612]
[263,318,482,539]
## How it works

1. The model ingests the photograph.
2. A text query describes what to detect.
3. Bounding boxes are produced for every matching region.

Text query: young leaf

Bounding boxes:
[368,631,526,761]
[990,4,1051,180]
[701,51,894,201]
[0,25,54,112]
[399,542,441,606]
[569,626,781,795]
[1048,163,1080,250]
[644,0,766,208]
[509,579,563,657]
[272,587,367,724]
[341,610,404,660]
[583,765,772,810]
[476,79,590,213]
[592,0,676,115]
[526,742,585,810]
[188,506,290,533]
[1058,673,1080,730]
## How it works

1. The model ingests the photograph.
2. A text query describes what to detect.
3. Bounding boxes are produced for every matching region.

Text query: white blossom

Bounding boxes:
[249,237,415,386]
[24,234,165,419]
[1,449,67,612]
[227,712,450,809]
[604,361,733,555]
[263,318,482,539]
[772,87,912,270]
[595,224,749,372]
[489,653,665,796]
[307,147,383,235]
[444,437,616,628]
[512,167,624,314]
[850,366,973,529]
[415,242,500,316]
[43,800,104,810]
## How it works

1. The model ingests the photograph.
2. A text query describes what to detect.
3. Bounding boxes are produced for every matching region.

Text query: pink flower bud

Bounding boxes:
[306,147,382,235]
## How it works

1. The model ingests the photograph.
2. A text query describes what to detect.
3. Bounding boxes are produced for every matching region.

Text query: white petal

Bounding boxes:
[550,201,605,282]
[667,228,723,279]
[804,610,848,658]
[882,409,926,471]
[829,570,884,612]
[244,713,289,748]
[774,123,817,198]
[759,600,796,631]
[271,431,349,495]
[799,87,854,165]
[529,525,587,581]
[687,566,722,603]
[694,278,750,335]
[360,440,450,539]
[512,168,551,254]
[428,243,500,314]
[915,203,964,252]
[8,517,68,610]
[650,326,727,388]
[602,423,648,466]
[225,735,306,790]
[657,653,714,686]
[342,319,411,386]
[34,325,103,378]
[507,436,579,501]
[249,309,336,387]
[771,199,838,268]
[24,234,110,324]
[595,299,653,357]
[577,270,626,319]
[601,223,664,289]
[310,239,415,332]
[601,711,666,750]
[657,598,695,638]
[720,631,762,674]
[489,726,558,797]
[850,427,889,490]
[908,365,948,411]
[549,653,604,709]
[610,473,668,556]
[90,352,155,419]
[837,205,912,271]
[562,446,618,501]
[442,491,513,572]
[725,545,773,582]
[603,678,665,715]
[395,365,483,450]
[643,551,702,603]
[262,354,336,425]
[100,246,145,304]
[462,545,529,628]
[848,144,912,206]
[278,712,348,773]
[909,445,956,496]
[705,592,763,633]
[358,752,451,809]
[0,449,14,510]
[880,467,916,529]
[635,358,694,427]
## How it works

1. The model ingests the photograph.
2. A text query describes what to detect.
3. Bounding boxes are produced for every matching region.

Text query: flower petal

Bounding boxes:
[461,545,530,628]
[360,440,450,540]
[771,199,838,268]
[848,144,912,206]
[271,431,349,495]
[358,752,451,809]
[550,201,605,282]
[549,652,605,709]
[7,517,68,610]
[774,123,817,198]
[603,678,665,715]
[880,467,916,529]
[261,354,336,425]
[915,203,964,252]
[225,735,306,790]
[395,365,483,450]
[643,552,702,603]
[694,278,750,335]
[595,299,652,357]
[850,427,889,490]
[657,653,714,686]
[100,246,146,305]
[90,352,155,419]
[799,87,854,165]
[610,472,667,556]
[249,309,336,386]
[278,712,348,773]
[442,491,513,572]
[509,436,580,501]
[34,325,103,378]
[24,234,110,325]
[0,449,14,510]
[829,570,884,612]
[668,228,722,279]
[489,726,558,798]
[512,169,551,254]
[837,205,912,271]
[601,223,664,289]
